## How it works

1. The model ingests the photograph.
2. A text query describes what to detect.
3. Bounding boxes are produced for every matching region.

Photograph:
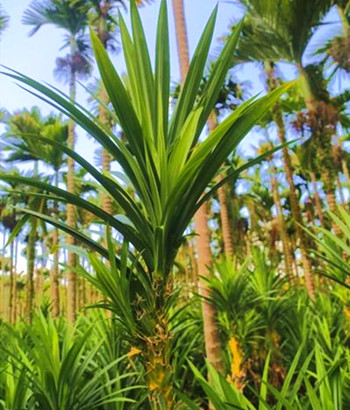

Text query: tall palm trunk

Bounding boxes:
[9,241,14,323]
[341,155,350,188]
[172,0,190,80]
[66,38,78,324]
[194,204,225,374]
[172,0,225,376]
[217,179,234,257]
[209,114,235,258]
[276,111,315,297]
[265,62,315,298]
[310,172,326,227]
[97,21,113,216]
[336,174,345,204]
[271,172,295,282]
[189,239,198,286]
[50,170,60,318]
[25,219,37,321]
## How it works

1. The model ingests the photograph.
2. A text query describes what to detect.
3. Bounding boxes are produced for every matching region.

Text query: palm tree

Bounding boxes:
[227,0,339,296]
[3,108,68,318]
[23,0,91,323]
[235,0,341,221]
[1,1,290,404]
[292,139,327,228]
[320,0,350,73]
[40,115,69,317]
[257,141,296,281]
[4,109,44,320]
[0,171,24,323]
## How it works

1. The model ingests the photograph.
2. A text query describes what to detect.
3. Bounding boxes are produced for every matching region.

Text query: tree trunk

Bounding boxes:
[171,0,190,81]
[208,115,235,259]
[9,241,14,324]
[99,83,113,216]
[266,62,315,298]
[341,157,350,187]
[189,240,198,287]
[310,172,326,227]
[25,219,37,321]
[194,204,225,375]
[50,208,60,318]
[336,174,345,204]
[271,174,295,283]
[66,41,77,324]
[50,172,60,318]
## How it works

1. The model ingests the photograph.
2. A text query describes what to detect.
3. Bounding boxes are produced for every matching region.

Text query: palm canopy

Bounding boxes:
[23,0,92,81]
[233,0,336,65]
[3,108,68,173]
[23,0,89,37]
[88,0,124,50]
[1,1,290,281]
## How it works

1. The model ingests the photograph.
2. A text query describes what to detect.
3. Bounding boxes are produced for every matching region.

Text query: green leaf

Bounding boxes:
[168,6,218,144]
[4,214,30,249]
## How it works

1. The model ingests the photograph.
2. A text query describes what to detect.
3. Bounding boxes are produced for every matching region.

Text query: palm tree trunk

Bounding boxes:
[266,62,315,298]
[99,83,113,216]
[271,173,295,282]
[25,219,37,321]
[189,239,198,287]
[194,204,225,374]
[66,41,78,324]
[9,241,14,324]
[172,0,224,377]
[276,112,315,297]
[217,181,234,258]
[310,172,326,227]
[171,0,190,81]
[336,174,345,204]
[50,224,60,317]
[341,157,350,187]
[35,268,44,309]
[208,115,235,259]
[50,171,60,319]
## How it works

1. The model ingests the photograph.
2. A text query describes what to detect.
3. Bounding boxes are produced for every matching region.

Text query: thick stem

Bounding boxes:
[195,203,225,375]
[25,220,37,321]
[271,174,295,283]
[310,172,326,227]
[144,323,174,408]
[99,83,113,216]
[50,171,60,318]
[9,241,14,324]
[171,0,190,81]
[208,114,234,259]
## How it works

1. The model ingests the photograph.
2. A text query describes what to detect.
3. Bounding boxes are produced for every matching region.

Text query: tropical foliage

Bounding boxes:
[0,0,349,408]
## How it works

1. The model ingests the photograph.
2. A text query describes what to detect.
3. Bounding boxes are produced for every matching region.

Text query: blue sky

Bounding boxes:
[0,0,268,164]
[0,1,244,112]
